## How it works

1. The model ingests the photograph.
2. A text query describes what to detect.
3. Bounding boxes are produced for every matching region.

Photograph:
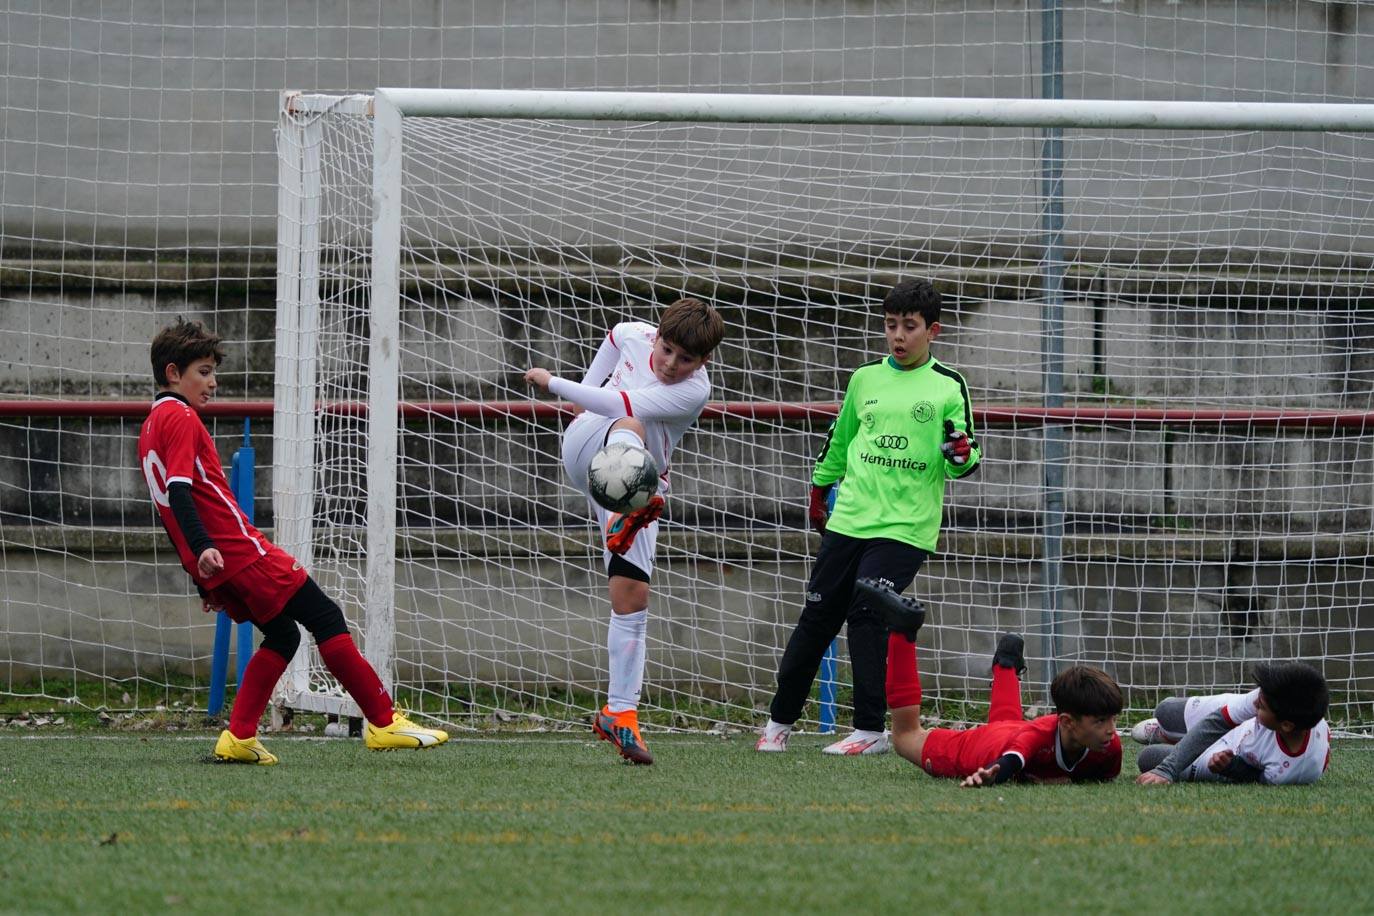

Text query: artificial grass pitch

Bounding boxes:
[1,732,1370,914]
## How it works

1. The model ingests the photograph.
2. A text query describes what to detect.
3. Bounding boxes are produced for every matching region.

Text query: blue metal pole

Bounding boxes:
[207,610,232,717]
[233,419,256,683]
[208,429,252,718]
[818,639,838,734]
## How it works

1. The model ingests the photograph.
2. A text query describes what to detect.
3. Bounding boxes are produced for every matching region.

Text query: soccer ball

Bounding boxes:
[587,443,659,513]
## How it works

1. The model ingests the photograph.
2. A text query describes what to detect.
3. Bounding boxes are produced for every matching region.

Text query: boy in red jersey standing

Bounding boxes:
[864,580,1122,785]
[138,319,447,764]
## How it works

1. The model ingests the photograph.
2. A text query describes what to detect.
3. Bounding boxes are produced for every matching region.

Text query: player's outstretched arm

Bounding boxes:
[961,753,1022,788]
[1136,707,1233,785]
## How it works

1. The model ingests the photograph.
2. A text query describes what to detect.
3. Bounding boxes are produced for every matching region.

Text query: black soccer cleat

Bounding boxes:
[854,578,926,639]
[991,633,1027,676]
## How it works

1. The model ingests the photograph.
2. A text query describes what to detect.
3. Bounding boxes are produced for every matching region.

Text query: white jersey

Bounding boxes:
[550,321,711,490]
[1182,689,1330,785]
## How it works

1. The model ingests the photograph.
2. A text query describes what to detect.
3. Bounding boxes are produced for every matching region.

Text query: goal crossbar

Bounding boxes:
[368,88,1374,132]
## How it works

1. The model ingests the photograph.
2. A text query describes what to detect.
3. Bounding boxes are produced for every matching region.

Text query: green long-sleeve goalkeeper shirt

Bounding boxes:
[813,355,980,552]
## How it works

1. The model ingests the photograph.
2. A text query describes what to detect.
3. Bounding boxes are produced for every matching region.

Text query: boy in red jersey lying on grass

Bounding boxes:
[1133,661,1330,786]
[138,319,448,764]
[863,579,1122,785]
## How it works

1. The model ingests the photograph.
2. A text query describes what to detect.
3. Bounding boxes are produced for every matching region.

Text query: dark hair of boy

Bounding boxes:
[658,297,725,359]
[1050,666,1124,718]
[881,278,942,325]
[1253,661,1329,729]
[151,318,226,386]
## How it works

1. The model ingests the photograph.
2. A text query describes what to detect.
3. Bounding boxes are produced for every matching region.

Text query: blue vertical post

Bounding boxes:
[818,640,838,734]
[207,420,257,717]
[231,420,256,682]
[816,481,842,733]
[207,608,232,717]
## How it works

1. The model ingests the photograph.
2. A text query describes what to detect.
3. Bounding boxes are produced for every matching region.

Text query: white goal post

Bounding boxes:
[276,88,1374,733]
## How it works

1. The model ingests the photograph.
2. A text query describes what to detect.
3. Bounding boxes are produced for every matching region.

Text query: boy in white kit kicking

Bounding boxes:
[525,297,726,765]
[1134,661,1330,786]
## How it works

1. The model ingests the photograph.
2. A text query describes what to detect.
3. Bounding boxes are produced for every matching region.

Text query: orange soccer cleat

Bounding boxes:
[604,495,665,555]
[592,706,654,765]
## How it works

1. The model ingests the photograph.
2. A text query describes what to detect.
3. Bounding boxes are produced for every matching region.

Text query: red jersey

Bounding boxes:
[945,714,1121,782]
[138,393,269,589]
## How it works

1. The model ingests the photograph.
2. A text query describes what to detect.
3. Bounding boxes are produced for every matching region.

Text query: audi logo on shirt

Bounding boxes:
[873,435,909,450]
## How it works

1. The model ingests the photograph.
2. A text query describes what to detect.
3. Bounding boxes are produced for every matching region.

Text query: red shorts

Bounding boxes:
[919,727,968,779]
[919,720,1026,779]
[205,546,308,625]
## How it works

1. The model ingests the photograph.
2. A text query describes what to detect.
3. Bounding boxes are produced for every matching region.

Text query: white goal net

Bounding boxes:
[273,89,1374,734]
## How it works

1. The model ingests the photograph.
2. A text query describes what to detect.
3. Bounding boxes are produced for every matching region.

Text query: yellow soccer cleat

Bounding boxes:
[213,729,278,765]
[364,711,449,750]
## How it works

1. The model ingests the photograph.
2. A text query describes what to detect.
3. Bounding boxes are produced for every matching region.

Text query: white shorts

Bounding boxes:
[1183,692,1247,731]
[561,413,659,580]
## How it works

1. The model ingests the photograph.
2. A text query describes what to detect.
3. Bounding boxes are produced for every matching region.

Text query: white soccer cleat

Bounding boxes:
[821,729,891,756]
[755,719,792,752]
[1131,717,1174,746]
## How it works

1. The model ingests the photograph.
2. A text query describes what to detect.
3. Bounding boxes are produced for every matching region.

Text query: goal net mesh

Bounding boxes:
[283,102,1374,733]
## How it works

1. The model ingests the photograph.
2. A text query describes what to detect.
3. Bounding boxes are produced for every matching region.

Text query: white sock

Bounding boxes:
[606,427,645,449]
[763,719,792,737]
[606,609,648,712]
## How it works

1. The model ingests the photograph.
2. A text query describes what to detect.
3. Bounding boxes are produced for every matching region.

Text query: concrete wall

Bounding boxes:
[5,1,1374,250]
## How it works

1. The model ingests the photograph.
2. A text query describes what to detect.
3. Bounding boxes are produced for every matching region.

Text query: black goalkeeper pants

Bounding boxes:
[768,531,928,733]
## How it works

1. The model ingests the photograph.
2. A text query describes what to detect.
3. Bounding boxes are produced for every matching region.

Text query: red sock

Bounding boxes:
[987,665,1024,723]
[317,633,394,727]
[885,632,923,710]
[228,647,289,739]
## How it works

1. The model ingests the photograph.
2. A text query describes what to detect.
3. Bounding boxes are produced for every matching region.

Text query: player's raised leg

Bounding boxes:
[859,578,931,765]
[987,633,1027,723]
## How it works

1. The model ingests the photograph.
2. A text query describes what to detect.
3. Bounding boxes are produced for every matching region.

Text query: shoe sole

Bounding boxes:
[365,733,447,751]
[592,717,654,765]
[822,740,890,756]
[992,634,1027,675]
[212,751,276,765]
[854,579,926,636]
[605,497,665,555]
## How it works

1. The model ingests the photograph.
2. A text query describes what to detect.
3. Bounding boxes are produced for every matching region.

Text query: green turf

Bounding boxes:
[2,733,1370,914]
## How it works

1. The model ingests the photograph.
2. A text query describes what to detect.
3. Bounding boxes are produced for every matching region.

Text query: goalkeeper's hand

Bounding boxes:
[807,484,832,534]
[940,419,971,465]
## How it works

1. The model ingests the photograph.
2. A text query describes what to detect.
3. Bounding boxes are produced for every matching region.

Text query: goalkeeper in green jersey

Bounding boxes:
[756,278,981,755]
